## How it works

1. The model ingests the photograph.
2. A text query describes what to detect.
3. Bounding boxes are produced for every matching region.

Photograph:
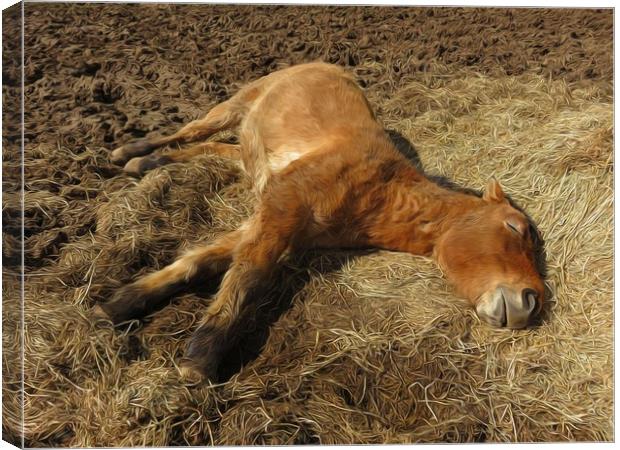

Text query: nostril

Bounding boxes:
[522,289,538,314]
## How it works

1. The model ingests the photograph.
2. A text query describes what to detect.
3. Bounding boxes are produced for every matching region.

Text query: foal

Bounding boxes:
[95,62,545,381]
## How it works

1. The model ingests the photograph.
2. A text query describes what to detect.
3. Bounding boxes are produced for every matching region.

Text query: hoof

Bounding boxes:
[110,147,130,166]
[179,360,206,384]
[123,157,144,177]
[123,154,172,177]
[178,357,217,384]
[94,283,150,325]
[91,304,112,322]
[110,140,156,165]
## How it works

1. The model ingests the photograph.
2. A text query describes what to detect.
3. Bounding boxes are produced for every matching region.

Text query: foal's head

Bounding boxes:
[435,179,545,329]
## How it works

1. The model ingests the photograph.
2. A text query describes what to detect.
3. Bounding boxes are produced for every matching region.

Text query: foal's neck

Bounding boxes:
[364,156,483,255]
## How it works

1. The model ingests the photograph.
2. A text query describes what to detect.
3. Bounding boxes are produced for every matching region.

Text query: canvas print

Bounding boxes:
[2,3,613,446]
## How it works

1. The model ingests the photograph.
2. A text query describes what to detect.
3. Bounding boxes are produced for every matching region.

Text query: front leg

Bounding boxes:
[179,263,265,381]
[93,230,240,323]
[179,208,298,382]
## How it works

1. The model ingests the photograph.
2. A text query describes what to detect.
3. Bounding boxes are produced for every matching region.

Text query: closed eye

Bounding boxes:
[506,221,523,236]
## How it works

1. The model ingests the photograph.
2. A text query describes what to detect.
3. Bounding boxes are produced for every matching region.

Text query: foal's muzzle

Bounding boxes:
[475,285,539,329]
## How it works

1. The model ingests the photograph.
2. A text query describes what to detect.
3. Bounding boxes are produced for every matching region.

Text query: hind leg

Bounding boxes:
[110,100,243,165]
[122,142,242,177]
[93,230,241,323]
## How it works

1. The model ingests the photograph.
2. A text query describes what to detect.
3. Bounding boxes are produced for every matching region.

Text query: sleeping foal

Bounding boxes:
[95,62,545,381]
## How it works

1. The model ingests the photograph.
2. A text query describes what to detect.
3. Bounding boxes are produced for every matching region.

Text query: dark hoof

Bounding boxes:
[110,140,156,165]
[91,304,112,322]
[96,284,149,324]
[123,154,172,177]
[110,147,129,165]
[178,357,218,384]
[180,323,226,383]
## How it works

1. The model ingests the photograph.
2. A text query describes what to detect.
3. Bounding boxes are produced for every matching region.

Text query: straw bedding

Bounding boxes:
[2,4,613,446]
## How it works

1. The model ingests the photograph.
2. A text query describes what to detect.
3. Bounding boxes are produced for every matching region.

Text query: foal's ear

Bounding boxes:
[483,177,506,203]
